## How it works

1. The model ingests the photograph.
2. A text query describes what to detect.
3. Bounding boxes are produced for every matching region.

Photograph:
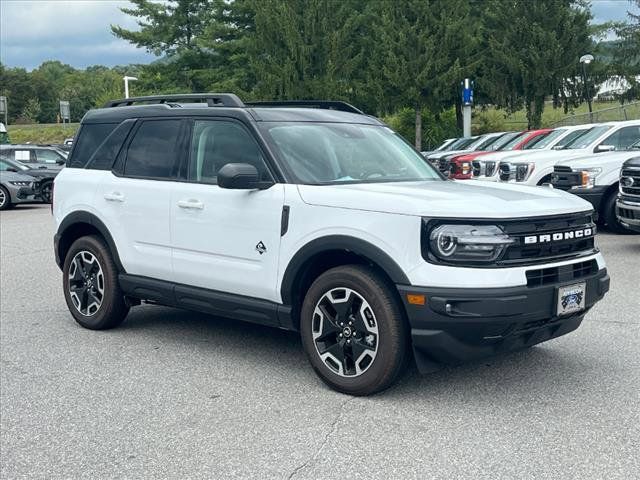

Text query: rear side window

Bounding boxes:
[35,149,65,164]
[124,120,182,179]
[86,120,135,170]
[69,123,118,168]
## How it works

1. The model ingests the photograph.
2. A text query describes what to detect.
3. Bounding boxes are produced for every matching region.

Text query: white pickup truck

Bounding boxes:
[498,120,640,186]
[550,144,640,233]
[472,124,595,181]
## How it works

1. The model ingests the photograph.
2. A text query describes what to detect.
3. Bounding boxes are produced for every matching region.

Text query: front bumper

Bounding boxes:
[616,196,640,232]
[570,186,607,213]
[398,267,609,373]
[13,186,37,203]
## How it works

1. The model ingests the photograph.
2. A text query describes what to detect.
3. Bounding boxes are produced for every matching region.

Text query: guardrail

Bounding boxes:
[549,101,640,127]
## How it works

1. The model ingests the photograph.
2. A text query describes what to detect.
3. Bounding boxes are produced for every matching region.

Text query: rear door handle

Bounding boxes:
[177,199,204,210]
[104,192,125,202]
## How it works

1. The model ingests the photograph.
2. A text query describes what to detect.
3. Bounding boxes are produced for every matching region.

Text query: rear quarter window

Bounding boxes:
[68,123,118,168]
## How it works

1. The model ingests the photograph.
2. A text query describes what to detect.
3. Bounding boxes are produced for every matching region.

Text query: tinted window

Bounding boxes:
[86,120,135,170]
[189,120,269,184]
[555,128,589,148]
[35,149,64,163]
[602,126,640,150]
[125,120,182,179]
[69,123,118,168]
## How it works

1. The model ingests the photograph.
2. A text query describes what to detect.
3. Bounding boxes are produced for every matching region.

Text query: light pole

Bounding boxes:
[123,76,138,99]
[580,54,594,122]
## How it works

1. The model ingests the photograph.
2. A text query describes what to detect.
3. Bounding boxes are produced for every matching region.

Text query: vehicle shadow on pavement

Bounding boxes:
[115,304,592,401]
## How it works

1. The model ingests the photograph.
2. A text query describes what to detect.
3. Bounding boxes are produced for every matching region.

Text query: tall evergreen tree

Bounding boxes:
[479,0,592,128]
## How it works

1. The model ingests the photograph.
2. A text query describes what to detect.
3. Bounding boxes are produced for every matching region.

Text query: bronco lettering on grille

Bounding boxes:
[524,228,593,245]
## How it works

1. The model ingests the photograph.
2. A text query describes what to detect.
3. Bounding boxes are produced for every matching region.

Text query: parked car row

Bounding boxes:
[425,120,640,233]
[0,144,66,210]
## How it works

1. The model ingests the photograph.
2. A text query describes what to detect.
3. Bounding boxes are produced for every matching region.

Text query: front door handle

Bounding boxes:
[177,199,204,210]
[104,192,125,202]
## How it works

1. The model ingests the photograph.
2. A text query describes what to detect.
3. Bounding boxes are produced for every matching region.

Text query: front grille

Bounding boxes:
[617,206,639,220]
[620,167,640,196]
[499,212,596,266]
[551,165,581,191]
[526,259,598,287]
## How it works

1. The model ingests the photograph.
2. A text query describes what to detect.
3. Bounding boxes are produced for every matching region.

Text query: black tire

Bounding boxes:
[0,185,11,211]
[62,235,129,329]
[602,191,632,234]
[39,180,53,204]
[300,265,408,396]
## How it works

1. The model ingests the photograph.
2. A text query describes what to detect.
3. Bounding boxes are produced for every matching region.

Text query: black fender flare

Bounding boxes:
[280,235,410,305]
[56,211,125,272]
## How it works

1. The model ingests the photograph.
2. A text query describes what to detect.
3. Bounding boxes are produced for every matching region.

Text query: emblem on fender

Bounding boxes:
[524,228,593,245]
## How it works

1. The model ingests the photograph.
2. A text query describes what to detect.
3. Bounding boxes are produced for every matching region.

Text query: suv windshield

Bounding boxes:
[262,123,442,185]
[474,134,502,150]
[498,131,529,150]
[562,125,612,149]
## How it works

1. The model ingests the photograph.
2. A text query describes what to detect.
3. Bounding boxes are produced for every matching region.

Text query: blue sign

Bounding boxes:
[462,78,474,106]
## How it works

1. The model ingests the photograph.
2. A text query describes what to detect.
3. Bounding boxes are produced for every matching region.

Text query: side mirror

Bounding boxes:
[218,163,271,190]
[594,144,615,153]
[56,159,66,165]
[6,167,18,172]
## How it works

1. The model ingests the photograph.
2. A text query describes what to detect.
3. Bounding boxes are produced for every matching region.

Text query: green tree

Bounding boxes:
[375,0,474,149]
[479,0,592,128]
[21,98,41,123]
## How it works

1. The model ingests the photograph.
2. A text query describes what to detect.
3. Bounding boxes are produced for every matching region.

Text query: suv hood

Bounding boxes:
[297,180,592,218]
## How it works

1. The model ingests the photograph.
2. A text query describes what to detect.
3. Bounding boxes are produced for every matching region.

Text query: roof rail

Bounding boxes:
[104,93,245,108]
[245,100,364,115]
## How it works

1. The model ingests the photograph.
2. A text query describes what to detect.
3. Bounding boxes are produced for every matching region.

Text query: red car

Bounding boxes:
[448,129,553,179]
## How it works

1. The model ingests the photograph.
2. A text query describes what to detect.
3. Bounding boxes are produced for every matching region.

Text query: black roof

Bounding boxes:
[83,93,383,126]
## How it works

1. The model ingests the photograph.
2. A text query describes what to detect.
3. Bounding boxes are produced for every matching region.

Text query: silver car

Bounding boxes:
[0,170,37,210]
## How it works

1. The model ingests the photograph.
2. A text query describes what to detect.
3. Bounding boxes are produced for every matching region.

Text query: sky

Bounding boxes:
[0,0,639,71]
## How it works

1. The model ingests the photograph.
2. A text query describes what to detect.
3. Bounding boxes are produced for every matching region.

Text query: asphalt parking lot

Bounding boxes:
[1,205,639,479]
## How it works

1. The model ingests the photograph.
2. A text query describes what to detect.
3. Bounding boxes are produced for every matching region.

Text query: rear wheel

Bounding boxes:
[300,265,408,396]
[0,186,11,210]
[63,235,129,329]
[602,191,631,234]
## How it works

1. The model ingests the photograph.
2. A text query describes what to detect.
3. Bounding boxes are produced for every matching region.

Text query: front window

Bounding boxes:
[262,122,442,185]
[563,125,612,149]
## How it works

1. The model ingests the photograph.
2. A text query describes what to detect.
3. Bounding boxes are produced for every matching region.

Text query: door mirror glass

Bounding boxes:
[594,144,615,153]
[217,163,266,189]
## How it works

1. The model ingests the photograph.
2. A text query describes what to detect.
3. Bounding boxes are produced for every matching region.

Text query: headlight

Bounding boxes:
[513,162,535,182]
[9,181,31,187]
[428,224,515,263]
[574,168,602,189]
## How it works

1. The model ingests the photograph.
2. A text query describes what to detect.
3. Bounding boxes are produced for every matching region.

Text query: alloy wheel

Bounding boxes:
[0,189,6,208]
[40,182,52,203]
[312,287,379,377]
[68,251,105,316]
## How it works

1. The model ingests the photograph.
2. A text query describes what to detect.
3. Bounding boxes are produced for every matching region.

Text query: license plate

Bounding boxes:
[557,283,586,316]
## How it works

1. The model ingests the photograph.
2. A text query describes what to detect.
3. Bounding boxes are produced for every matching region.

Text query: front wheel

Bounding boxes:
[39,180,53,203]
[62,235,129,329]
[300,265,408,396]
[0,185,11,210]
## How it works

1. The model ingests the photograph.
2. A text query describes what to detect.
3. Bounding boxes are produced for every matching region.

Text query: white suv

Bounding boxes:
[53,94,610,395]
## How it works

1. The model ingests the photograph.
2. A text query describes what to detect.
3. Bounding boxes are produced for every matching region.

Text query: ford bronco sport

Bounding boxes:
[53,94,610,395]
